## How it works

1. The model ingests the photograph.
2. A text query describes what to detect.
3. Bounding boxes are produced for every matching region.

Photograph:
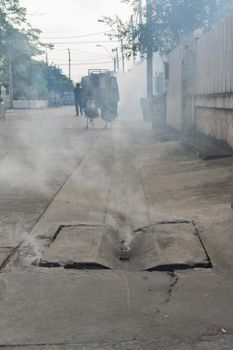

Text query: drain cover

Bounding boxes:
[39,225,119,269]
[38,221,211,271]
[130,221,211,271]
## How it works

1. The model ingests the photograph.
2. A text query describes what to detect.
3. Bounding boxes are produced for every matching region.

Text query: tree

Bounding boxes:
[3,27,46,99]
[0,0,57,100]
[42,63,73,95]
[0,0,45,61]
[104,0,233,57]
[12,60,48,100]
[0,0,49,51]
[12,59,73,100]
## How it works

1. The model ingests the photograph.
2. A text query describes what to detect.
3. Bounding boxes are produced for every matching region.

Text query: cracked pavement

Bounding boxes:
[0,107,233,349]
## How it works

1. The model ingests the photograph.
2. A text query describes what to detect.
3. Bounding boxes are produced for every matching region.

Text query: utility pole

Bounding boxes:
[112,48,120,73]
[146,0,153,98]
[131,15,136,65]
[68,48,71,79]
[113,57,117,72]
[45,52,48,65]
[120,39,125,73]
[116,47,120,72]
[8,44,13,108]
[138,0,144,62]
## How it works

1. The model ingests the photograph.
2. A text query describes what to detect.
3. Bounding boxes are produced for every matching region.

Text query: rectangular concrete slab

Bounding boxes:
[130,222,211,271]
[0,270,170,346]
[183,137,233,160]
[1,270,233,348]
[40,225,119,269]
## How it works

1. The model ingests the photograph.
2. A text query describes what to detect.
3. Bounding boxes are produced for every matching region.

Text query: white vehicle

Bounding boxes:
[81,69,119,128]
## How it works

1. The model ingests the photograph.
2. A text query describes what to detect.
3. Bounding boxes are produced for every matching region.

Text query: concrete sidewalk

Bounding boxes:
[1,115,233,349]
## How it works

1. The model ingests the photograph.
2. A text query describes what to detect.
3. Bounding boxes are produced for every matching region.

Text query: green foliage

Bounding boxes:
[13,60,48,100]
[104,0,233,56]
[0,0,66,100]
[42,64,73,95]
[0,0,48,55]
[12,60,73,100]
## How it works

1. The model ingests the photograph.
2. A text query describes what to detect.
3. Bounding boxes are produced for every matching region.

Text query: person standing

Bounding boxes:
[74,83,84,116]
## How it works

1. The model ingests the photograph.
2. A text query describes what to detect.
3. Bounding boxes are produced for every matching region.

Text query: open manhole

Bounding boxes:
[38,221,212,271]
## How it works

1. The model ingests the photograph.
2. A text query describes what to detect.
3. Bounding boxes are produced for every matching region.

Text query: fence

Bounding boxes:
[167,15,233,148]
[167,45,185,131]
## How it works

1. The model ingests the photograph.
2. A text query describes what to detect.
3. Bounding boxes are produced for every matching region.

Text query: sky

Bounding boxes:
[20,0,132,82]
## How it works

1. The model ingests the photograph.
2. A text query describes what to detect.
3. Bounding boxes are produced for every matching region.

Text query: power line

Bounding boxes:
[48,48,110,57]
[28,12,47,16]
[49,48,68,52]
[38,50,111,65]
[63,49,110,57]
[57,61,112,66]
[46,40,118,45]
[53,59,112,63]
[27,9,47,16]
[41,30,112,40]
[42,29,105,34]
[45,52,110,60]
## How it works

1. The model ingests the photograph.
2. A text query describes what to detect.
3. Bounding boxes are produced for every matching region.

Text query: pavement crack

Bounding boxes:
[165,272,179,303]
[119,272,131,315]
[0,243,22,273]
[0,338,140,348]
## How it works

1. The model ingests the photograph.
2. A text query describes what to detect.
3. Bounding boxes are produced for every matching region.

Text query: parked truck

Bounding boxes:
[81,69,119,128]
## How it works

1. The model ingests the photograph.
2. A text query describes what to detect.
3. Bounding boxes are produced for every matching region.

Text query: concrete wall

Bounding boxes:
[194,15,233,147]
[195,108,233,147]
[167,15,233,148]
[13,100,48,109]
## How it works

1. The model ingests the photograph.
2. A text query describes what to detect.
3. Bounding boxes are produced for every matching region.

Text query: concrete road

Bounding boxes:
[0,107,233,349]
